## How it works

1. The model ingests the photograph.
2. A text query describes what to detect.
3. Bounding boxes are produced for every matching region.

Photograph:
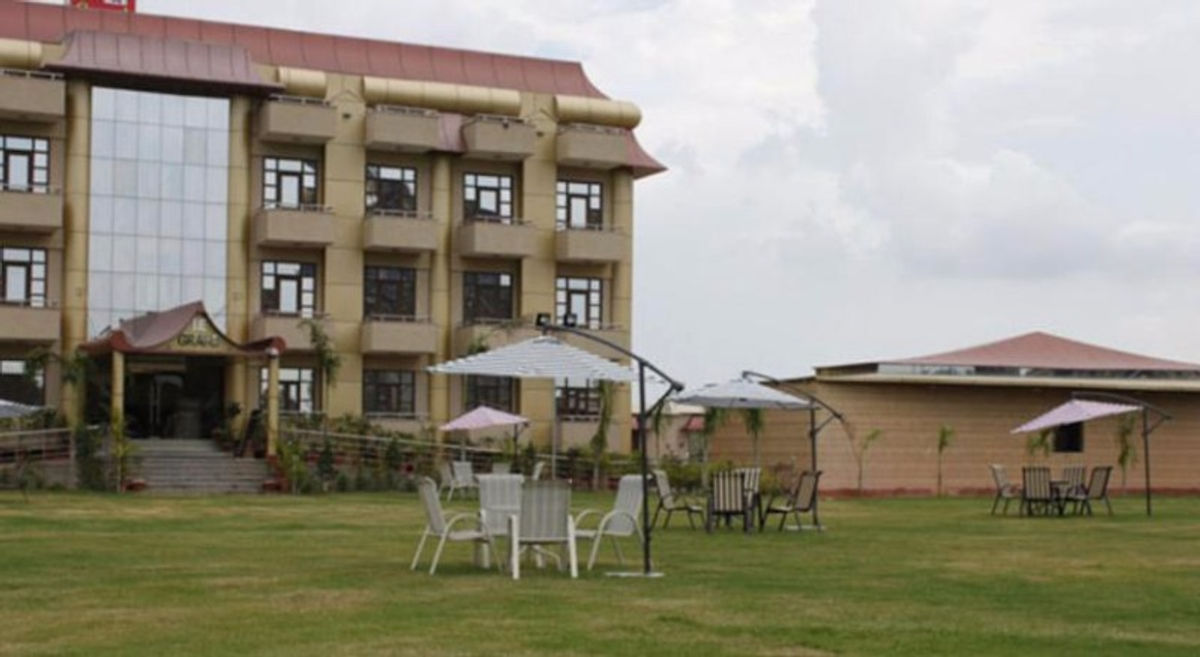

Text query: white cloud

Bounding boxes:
[135,0,1200,384]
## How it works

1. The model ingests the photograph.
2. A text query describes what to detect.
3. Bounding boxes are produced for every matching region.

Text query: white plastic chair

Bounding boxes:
[530,460,546,480]
[509,480,578,580]
[410,477,498,575]
[575,474,645,570]
[477,474,523,538]
[446,460,477,501]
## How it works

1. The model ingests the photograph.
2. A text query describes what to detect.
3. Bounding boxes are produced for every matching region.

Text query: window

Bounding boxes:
[555,276,603,329]
[365,164,417,213]
[263,157,318,208]
[557,381,601,418]
[463,271,513,323]
[465,375,515,413]
[363,369,416,415]
[1053,423,1084,453]
[260,367,316,413]
[556,180,602,229]
[0,135,49,193]
[261,261,316,316]
[463,173,513,223]
[364,266,416,318]
[0,360,43,406]
[1,248,47,307]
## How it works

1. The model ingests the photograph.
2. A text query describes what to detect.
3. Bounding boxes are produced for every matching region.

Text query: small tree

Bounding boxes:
[1115,414,1137,493]
[935,424,955,497]
[849,428,883,495]
[25,347,93,429]
[741,408,765,469]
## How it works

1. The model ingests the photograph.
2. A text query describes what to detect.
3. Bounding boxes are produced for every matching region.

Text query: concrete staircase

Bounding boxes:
[134,439,268,494]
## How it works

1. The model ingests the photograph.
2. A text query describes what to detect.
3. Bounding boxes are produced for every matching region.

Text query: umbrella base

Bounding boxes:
[605,571,665,578]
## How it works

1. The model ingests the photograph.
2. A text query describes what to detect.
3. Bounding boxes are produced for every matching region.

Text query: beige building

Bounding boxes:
[708,332,1200,495]
[0,0,663,456]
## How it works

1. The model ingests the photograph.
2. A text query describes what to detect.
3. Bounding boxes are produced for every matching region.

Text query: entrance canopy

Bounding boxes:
[1011,399,1141,435]
[80,301,284,357]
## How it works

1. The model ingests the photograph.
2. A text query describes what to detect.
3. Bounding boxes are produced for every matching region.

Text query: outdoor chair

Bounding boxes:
[706,470,752,532]
[492,461,512,475]
[734,467,763,528]
[531,460,546,480]
[410,477,499,575]
[1067,465,1114,516]
[509,480,578,579]
[1062,465,1087,498]
[651,468,703,529]
[446,460,478,501]
[575,474,646,570]
[988,464,1020,516]
[438,462,454,498]
[760,470,822,531]
[477,474,523,537]
[1021,466,1058,516]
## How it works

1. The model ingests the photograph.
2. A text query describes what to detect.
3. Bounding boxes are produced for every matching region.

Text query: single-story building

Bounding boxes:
[707,332,1200,495]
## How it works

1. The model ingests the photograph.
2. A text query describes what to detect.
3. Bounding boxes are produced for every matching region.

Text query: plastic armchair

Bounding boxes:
[410,477,498,575]
[574,474,645,570]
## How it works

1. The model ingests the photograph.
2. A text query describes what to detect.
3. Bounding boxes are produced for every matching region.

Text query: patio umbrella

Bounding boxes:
[439,405,528,459]
[0,398,42,419]
[1012,393,1169,516]
[676,378,816,410]
[429,330,678,577]
[429,336,637,477]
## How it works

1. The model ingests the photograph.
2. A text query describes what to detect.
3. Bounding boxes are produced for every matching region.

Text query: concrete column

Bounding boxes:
[266,350,280,455]
[225,358,246,434]
[110,351,124,427]
[62,81,92,428]
[429,154,453,432]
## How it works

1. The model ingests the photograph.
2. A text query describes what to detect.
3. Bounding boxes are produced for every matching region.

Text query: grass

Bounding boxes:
[2,491,1199,656]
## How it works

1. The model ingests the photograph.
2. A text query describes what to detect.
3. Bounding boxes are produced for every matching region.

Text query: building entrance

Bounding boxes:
[125,357,225,439]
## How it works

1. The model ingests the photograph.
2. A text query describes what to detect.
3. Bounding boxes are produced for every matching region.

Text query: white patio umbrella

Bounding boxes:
[0,398,42,419]
[676,376,815,469]
[428,336,636,477]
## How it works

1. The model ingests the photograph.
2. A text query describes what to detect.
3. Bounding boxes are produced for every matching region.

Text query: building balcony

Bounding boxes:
[461,115,537,161]
[0,303,59,343]
[456,217,537,259]
[556,124,628,169]
[251,313,325,352]
[561,325,630,361]
[452,321,539,355]
[0,185,62,233]
[361,317,438,355]
[257,96,337,144]
[363,211,438,252]
[253,205,334,248]
[364,106,442,152]
[555,227,627,263]
[0,70,65,122]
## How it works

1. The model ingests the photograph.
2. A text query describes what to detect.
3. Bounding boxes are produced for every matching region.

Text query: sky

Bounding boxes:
[119,0,1200,387]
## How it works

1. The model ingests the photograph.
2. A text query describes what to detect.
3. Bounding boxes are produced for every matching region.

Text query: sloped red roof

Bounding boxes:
[50,29,281,94]
[891,331,1200,372]
[0,0,605,97]
[81,301,284,355]
[681,416,705,432]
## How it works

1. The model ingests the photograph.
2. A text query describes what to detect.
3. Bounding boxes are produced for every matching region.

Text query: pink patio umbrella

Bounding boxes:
[440,405,529,459]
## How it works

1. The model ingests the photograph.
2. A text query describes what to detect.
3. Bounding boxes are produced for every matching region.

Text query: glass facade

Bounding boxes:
[87,87,230,336]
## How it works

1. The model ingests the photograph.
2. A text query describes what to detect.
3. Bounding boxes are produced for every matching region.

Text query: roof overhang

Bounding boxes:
[80,301,284,357]
[814,372,1200,393]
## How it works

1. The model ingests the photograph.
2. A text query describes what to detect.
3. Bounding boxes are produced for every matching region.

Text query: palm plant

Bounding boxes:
[936,424,955,497]
[699,407,727,484]
[299,318,340,425]
[1115,414,1137,493]
[589,381,614,490]
[741,408,765,468]
[1026,430,1052,460]
[850,428,883,495]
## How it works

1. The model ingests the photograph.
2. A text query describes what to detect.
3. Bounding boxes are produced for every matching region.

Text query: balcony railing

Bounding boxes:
[0,68,63,82]
[0,181,54,194]
[367,208,433,220]
[0,69,65,122]
[464,214,526,226]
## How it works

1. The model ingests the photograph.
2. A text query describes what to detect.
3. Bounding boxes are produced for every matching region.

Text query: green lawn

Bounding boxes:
[1,491,1198,656]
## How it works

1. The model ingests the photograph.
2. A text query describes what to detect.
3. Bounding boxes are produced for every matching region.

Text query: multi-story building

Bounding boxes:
[0,0,663,456]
